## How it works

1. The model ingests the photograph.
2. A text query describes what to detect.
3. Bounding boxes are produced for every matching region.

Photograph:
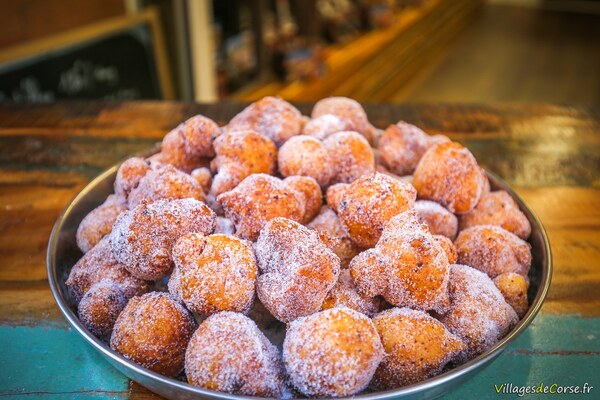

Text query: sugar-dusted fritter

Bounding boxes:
[336,172,417,248]
[109,198,216,280]
[278,135,334,187]
[283,307,383,397]
[78,282,127,339]
[302,114,347,140]
[413,141,485,214]
[76,194,127,253]
[114,157,150,199]
[185,312,285,397]
[377,121,431,176]
[307,206,360,267]
[190,167,212,193]
[217,174,305,241]
[371,308,465,389]
[283,175,323,223]
[160,114,220,172]
[210,130,277,196]
[455,225,532,278]
[225,96,303,146]
[169,233,257,315]
[321,270,384,317]
[312,97,375,144]
[433,234,458,264]
[414,200,458,240]
[255,218,340,322]
[111,292,196,376]
[438,264,519,362]
[323,131,375,185]
[493,272,529,318]
[350,210,450,313]
[459,190,531,240]
[127,162,205,208]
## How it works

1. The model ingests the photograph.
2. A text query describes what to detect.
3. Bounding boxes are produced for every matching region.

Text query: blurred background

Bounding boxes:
[0,0,598,104]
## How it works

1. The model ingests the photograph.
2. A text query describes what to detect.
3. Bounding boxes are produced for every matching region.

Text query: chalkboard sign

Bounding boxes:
[0,8,174,102]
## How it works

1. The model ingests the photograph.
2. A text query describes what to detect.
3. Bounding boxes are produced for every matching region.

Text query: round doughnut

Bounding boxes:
[255,217,340,322]
[283,175,323,223]
[283,307,383,397]
[185,312,285,397]
[114,157,150,199]
[109,198,216,280]
[433,234,458,264]
[210,130,277,196]
[302,114,347,140]
[111,292,196,376]
[378,121,431,176]
[307,206,360,267]
[459,190,531,240]
[437,264,518,362]
[323,131,375,185]
[78,282,127,339]
[321,269,384,317]
[454,225,532,278]
[311,97,374,144]
[278,135,334,187]
[336,172,417,248]
[190,167,212,193]
[226,96,303,146]
[371,308,465,389]
[414,200,458,240]
[413,141,485,214]
[76,194,127,253]
[169,233,257,315]
[493,272,529,318]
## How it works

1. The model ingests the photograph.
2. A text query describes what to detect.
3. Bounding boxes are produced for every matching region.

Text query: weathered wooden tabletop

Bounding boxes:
[0,102,598,399]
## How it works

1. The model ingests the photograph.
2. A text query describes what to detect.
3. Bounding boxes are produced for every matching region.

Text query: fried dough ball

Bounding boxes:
[109,198,216,280]
[312,97,375,144]
[127,162,205,208]
[323,131,375,185]
[434,235,458,264]
[493,272,529,318]
[336,172,417,248]
[322,270,384,317]
[66,237,150,303]
[302,114,347,140]
[185,312,285,397]
[350,210,450,313]
[217,174,305,241]
[78,282,127,339]
[161,115,220,172]
[114,157,150,199]
[210,130,277,196]
[455,225,532,278]
[214,216,235,235]
[76,194,127,253]
[284,176,322,223]
[378,122,431,176]
[111,292,196,376]
[278,135,334,187]
[459,190,532,240]
[190,167,212,193]
[415,200,458,240]
[438,264,519,362]
[371,308,465,389]
[413,142,485,214]
[169,233,257,315]
[226,96,303,146]
[255,218,340,322]
[325,183,348,213]
[307,206,360,267]
[283,307,383,397]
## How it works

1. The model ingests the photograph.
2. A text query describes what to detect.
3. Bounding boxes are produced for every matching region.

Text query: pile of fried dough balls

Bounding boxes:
[67,96,533,398]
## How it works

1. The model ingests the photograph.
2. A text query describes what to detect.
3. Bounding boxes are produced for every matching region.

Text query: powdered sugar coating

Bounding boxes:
[437,264,519,362]
[307,206,359,267]
[415,200,458,240]
[76,194,127,253]
[283,175,323,223]
[283,307,384,397]
[185,312,285,397]
[214,216,235,235]
[459,190,532,240]
[168,233,257,315]
[371,307,465,389]
[378,122,431,176]
[350,209,450,313]
[323,131,375,185]
[210,130,277,196]
[78,281,127,339]
[110,292,196,376]
[217,174,305,241]
[302,114,348,140]
[455,225,532,278]
[433,234,458,264]
[191,167,212,193]
[413,142,485,214]
[225,96,303,147]
[337,172,417,248]
[493,272,529,318]
[312,97,374,144]
[109,198,216,280]
[278,135,334,187]
[322,270,384,317]
[255,218,340,322]
[114,157,150,199]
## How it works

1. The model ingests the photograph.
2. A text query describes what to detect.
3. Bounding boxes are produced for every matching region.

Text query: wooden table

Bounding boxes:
[0,102,598,399]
